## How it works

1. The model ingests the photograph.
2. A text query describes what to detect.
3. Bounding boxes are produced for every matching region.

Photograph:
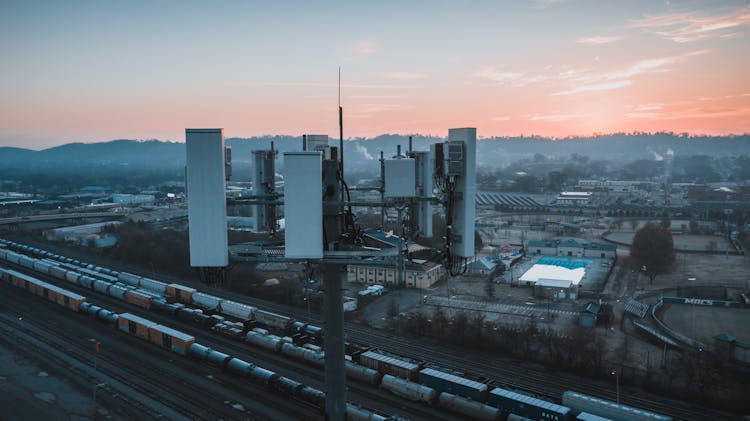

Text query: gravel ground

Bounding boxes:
[0,341,117,420]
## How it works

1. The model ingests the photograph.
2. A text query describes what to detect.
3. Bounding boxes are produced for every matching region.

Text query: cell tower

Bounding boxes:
[187,121,477,420]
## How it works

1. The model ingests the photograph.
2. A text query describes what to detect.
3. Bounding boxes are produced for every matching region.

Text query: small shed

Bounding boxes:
[579,302,600,328]
[534,278,577,300]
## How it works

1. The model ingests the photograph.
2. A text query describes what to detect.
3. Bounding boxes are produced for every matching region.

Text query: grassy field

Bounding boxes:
[604,231,733,252]
[661,303,750,344]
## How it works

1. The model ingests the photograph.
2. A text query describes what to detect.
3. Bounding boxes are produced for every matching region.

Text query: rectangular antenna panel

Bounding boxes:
[433,143,445,176]
[186,129,228,267]
[446,142,464,176]
[448,128,476,258]
[384,158,416,197]
[284,152,323,258]
[224,146,232,180]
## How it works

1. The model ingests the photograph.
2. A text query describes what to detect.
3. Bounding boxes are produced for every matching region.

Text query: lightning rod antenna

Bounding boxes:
[338,67,345,232]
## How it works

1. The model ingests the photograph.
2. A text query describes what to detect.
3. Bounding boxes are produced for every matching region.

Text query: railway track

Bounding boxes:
[0,283,313,420]
[204,285,732,420]
[1,262,456,421]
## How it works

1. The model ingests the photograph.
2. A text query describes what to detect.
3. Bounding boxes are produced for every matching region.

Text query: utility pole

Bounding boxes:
[396,205,406,287]
[92,340,101,417]
[611,369,620,404]
[323,263,346,420]
[14,316,22,362]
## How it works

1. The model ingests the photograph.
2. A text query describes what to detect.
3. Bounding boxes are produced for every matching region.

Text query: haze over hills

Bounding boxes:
[0,133,748,175]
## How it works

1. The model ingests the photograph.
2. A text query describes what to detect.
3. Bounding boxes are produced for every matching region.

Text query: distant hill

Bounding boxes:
[0,133,748,176]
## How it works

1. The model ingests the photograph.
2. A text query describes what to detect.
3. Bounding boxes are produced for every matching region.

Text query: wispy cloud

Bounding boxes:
[530,0,566,9]
[473,49,707,96]
[634,104,664,111]
[354,40,377,55]
[628,5,750,43]
[347,94,403,99]
[377,71,427,80]
[576,36,622,44]
[600,49,709,81]
[492,115,511,121]
[626,107,750,120]
[550,49,708,95]
[227,81,400,90]
[527,113,580,122]
[471,67,529,86]
[551,80,632,96]
[357,103,413,113]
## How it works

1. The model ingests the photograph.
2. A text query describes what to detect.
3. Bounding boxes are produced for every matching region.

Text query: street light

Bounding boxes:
[610,369,620,404]
[14,316,23,362]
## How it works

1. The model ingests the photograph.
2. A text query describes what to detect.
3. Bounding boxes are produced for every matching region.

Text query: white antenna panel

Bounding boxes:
[186,129,228,267]
[384,158,416,198]
[284,152,323,258]
[448,128,476,258]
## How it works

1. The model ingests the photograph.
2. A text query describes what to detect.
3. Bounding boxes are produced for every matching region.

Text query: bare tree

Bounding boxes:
[630,223,675,284]
[484,280,496,301]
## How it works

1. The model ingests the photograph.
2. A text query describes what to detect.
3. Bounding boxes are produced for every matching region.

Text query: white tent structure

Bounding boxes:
[519,264,585,286]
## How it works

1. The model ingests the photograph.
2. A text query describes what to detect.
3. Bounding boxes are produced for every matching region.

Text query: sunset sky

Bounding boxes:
[1,0,749,149]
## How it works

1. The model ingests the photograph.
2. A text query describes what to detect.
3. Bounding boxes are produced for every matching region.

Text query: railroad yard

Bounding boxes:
[1,237,740,420]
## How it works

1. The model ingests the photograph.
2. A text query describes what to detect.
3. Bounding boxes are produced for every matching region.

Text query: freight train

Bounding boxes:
[0,241,322,340]
[0,239,674,421]
[0,265,387,420]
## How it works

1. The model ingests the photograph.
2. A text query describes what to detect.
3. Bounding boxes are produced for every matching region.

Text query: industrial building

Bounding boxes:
[576,179,652,196]
[347,259,444,289]
[527,239,616,259]
[112,194,155,205]
[555,191,593,205]
[44,221,122,248]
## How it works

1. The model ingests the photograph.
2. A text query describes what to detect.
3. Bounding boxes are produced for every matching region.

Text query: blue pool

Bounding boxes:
[537,256,592,269]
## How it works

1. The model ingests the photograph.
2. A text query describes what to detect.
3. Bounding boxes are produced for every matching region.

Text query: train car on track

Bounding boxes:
[148,323,195,355]
[45,283,87,311]
[380,374,437,405]
[488,387,571,421]
[139,277,168,295]
[253,309,292,331]
[124,289,154,309]
[562,391,672,421]
[219,299,257,321]
[192,292,223,311]
[419,367,489,402]
[2,268,86,312]
[359,350,422,381]
[118,312,158,340]
[437,392,500,421]
[166,283,196,304]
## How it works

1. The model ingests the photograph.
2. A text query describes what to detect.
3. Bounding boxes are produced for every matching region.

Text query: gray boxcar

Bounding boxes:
[419,368,488,401]
[488,388,570,421]
[562,391,671,421]
[360,351,421,380]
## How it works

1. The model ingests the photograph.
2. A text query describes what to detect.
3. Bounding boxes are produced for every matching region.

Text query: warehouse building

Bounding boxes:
[347,259,444,289]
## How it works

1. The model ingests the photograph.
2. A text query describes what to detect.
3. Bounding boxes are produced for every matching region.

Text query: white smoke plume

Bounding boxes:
[355,143,374,160]
[647,147,664,161]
